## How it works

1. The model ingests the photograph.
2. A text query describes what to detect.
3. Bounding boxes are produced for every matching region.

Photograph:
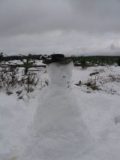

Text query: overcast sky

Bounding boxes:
[0,0,120,55]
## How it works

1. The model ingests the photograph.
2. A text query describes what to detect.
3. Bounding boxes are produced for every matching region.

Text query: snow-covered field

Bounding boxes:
[0,65,120,160]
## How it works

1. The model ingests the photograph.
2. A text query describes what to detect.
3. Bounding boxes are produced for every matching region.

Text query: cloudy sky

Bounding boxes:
[0,0,120,55]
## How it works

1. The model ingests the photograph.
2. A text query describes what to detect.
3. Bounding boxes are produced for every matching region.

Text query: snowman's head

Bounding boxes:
[48,61,73,88]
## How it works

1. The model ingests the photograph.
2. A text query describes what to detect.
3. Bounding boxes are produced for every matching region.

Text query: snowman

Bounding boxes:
[20,54,93,160]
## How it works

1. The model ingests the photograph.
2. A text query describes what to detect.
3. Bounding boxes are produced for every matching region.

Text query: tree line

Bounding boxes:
[0,52,120,67]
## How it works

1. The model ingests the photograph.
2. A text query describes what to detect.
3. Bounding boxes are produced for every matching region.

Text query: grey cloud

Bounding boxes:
[1,0,120,37]
[0,31,120,55]
[0,0,72,37]
[0,0,120,54]
[67,0,120,32]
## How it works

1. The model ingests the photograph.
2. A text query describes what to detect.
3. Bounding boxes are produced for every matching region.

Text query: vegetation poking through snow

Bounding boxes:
[0,53,120,98]
[0,60,48,99]
[75,67,120,95]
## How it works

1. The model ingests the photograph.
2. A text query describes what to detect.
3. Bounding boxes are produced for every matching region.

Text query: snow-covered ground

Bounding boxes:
[0,65,120,160]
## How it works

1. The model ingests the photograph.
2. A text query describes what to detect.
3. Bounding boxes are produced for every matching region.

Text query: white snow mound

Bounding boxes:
[20,62,93,160]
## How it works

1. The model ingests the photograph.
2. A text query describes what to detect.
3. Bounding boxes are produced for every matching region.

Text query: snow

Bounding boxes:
[0,64,120,159]
[0,93,37,160]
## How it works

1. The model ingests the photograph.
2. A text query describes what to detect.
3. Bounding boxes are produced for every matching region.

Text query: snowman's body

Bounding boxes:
[21,62,92,160]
